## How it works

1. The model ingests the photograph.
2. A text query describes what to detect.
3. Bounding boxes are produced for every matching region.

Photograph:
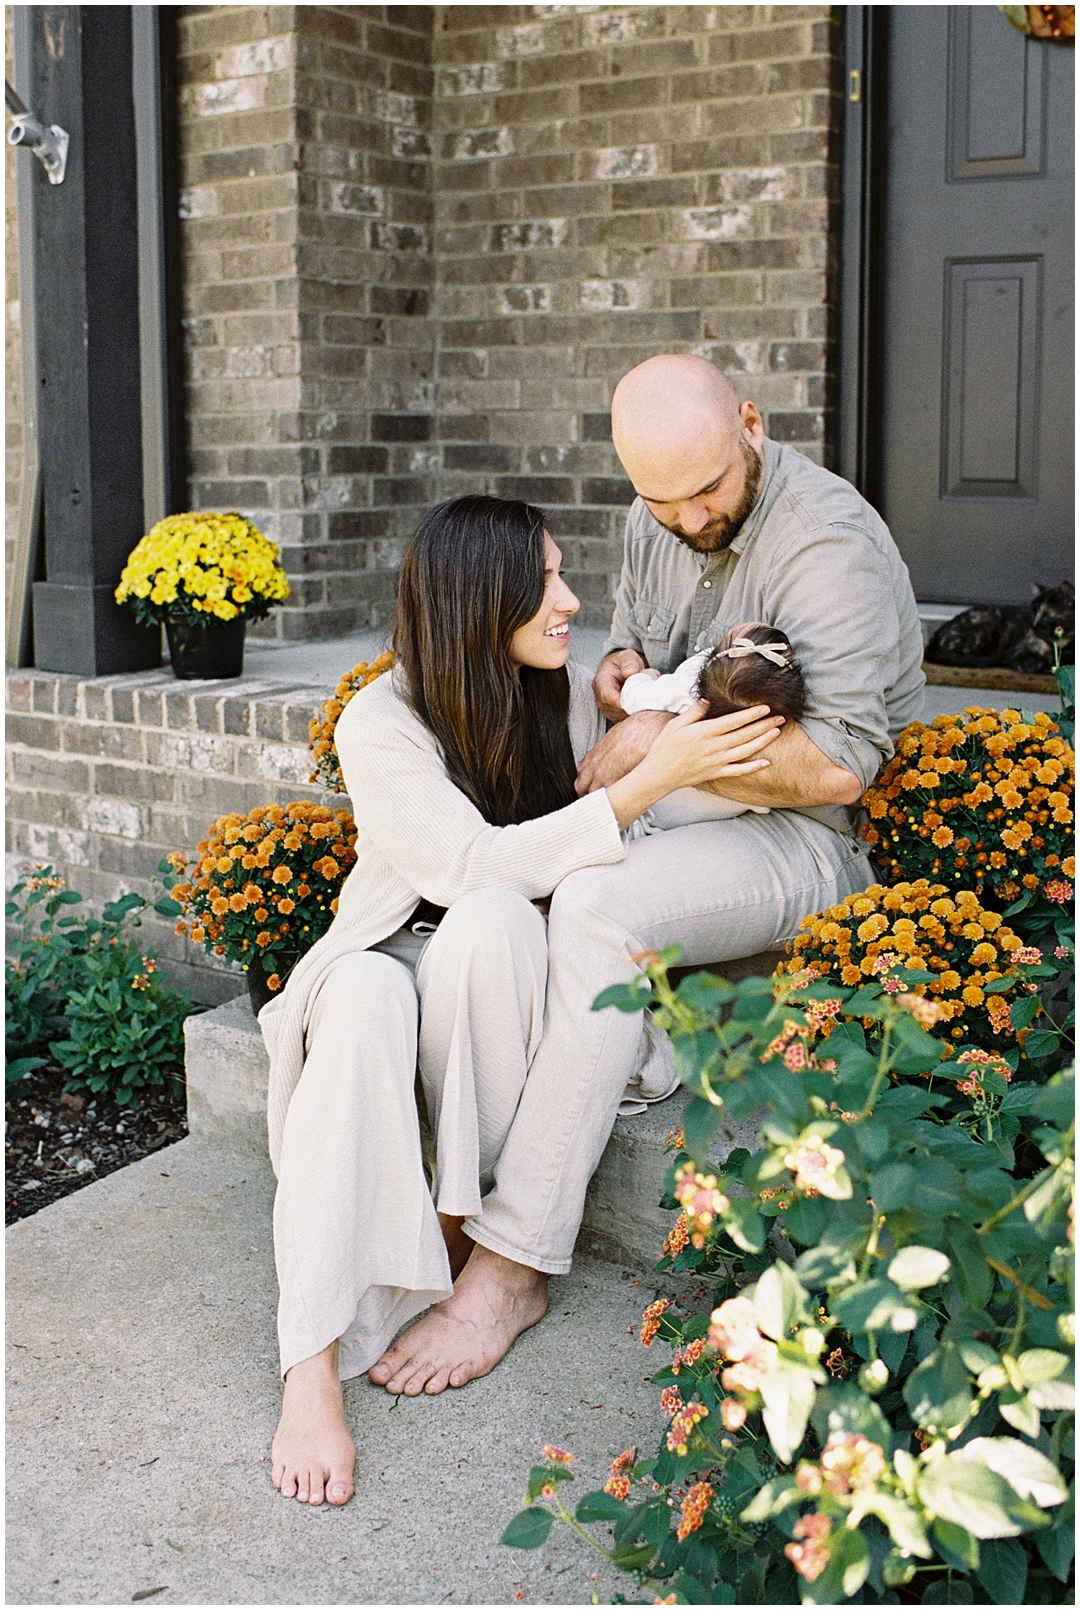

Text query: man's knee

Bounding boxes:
[548,863,631,931]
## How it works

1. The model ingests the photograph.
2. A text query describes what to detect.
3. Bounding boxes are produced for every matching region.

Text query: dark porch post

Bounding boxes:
[25,4,160,675]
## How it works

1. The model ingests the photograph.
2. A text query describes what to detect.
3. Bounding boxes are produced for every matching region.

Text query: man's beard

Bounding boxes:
[659,436,764,554]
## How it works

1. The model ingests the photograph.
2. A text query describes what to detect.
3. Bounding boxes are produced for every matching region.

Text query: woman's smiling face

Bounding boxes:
[508,532,579,670]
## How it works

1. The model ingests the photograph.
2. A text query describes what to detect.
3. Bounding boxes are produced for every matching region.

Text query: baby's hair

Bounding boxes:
[695,622,808,722]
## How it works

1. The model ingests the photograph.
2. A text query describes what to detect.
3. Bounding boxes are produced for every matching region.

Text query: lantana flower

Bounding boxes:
[784,1513,832,1582]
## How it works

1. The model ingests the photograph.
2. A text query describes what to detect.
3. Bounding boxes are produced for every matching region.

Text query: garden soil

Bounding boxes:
[6,1063,188,1225]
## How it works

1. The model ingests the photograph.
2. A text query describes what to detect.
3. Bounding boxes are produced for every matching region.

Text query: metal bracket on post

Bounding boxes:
[5,80,69,184]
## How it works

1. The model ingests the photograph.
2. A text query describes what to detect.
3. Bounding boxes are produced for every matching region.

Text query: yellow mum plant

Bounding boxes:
[861,708,1074,908]
[170,802,357,993]
[115,511,289,626]
[308,653,394,790]
[776,879,1034,1052]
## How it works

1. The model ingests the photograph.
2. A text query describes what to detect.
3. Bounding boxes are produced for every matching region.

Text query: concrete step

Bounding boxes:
[184,950,781,1269]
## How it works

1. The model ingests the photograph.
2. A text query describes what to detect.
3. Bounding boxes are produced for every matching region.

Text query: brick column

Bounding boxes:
[177,4,434,642]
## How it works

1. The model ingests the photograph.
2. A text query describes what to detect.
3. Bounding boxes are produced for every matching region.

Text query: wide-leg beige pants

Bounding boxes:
[274,888,549,1381]
[275,812,872,1382]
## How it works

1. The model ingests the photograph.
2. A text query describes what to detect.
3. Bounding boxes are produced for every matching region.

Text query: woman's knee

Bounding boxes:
[417,890,548,1010]
[308,949,417,1034]
[437,886,545,950]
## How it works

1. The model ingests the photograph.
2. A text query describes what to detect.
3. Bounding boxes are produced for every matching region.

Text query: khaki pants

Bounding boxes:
[274,813,872,1380]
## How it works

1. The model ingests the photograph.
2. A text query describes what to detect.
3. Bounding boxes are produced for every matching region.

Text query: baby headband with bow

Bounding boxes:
[716,636,792,669]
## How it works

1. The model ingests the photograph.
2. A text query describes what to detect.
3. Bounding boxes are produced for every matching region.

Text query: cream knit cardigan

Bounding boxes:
[259,661,626,1171]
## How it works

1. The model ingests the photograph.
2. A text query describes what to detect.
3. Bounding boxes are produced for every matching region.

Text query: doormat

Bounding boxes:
[922,659,1058,694]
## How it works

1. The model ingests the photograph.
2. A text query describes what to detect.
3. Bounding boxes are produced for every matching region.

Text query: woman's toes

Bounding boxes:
[367,1358,394,1385]
[423,1366,453,1395]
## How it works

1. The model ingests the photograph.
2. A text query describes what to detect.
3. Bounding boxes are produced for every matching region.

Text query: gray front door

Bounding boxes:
[877,6,1074,605]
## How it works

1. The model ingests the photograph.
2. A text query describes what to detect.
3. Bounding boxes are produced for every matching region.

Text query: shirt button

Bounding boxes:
[702,579,712,589]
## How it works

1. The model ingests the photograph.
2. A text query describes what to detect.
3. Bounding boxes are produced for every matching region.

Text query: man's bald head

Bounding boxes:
[611,355,745,498]
[610,355,765,552]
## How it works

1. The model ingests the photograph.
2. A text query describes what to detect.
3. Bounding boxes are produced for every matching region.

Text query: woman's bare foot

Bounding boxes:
[271,1341,356,1505]
[438,1212,474,1281]
[368,1244,548,1396]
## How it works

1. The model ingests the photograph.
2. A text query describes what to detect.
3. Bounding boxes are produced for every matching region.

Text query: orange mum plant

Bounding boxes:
[308,653,394,791]
[170,802,357,993]
[775,879,1035,1054]
[860,707,1074,908]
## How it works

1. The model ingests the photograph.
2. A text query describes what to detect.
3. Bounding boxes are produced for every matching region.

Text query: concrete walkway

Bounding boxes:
[6,1133,675,1608]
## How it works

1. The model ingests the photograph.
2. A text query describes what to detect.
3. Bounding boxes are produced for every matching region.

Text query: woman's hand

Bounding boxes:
[604,703,783,832]
[643,702,783,790]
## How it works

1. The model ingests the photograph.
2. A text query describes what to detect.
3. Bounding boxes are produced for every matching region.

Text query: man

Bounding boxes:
[367,353,924,1409]
[580,352,925,810]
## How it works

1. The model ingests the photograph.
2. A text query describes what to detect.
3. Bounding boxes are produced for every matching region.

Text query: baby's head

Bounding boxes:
[696,621,807,722]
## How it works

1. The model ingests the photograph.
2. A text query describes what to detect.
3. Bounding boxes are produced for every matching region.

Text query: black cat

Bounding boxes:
[1004,581,1075,674]
[927,581,1074,673]
[926,607,1020,668]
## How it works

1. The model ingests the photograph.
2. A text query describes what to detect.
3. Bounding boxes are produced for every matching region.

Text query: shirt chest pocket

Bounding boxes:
[627,598,676,664]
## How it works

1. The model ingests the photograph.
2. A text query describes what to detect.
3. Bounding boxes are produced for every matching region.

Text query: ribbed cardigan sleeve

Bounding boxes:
[336,684,626,905]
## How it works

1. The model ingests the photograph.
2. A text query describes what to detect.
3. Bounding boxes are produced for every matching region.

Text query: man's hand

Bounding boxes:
[593,648,648,724]
[576,709,673,794]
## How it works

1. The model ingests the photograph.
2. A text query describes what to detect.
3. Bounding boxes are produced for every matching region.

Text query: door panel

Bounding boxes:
[877,6,1073,604]
[942,256,1039,497]
[947,5,1045,177]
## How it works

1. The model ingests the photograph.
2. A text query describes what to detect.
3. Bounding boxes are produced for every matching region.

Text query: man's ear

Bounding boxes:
[739,400,764,441]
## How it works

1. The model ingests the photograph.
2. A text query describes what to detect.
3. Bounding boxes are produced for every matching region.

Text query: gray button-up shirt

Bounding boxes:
[602,437,926,836]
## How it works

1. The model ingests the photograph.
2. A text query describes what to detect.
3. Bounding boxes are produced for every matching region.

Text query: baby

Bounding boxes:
[620,621,808,833]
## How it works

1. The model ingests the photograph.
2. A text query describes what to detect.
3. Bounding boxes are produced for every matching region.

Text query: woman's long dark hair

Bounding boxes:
[393,495,578,826]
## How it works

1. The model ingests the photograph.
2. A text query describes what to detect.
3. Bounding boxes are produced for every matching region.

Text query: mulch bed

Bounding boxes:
[5,1063,188,1226]
[922,658,1058,694]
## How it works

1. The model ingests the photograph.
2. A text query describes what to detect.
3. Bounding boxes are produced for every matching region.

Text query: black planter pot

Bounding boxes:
[246,952,296,1015]
[165,613,247,680]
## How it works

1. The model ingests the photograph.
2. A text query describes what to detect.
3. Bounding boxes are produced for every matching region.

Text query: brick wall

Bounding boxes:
[7,3,842,642]
[6,665,338,1000]
[430,3,842,625]
[178,3,435,642]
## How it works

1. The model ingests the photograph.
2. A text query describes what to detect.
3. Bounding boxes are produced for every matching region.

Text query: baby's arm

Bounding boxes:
[620,652,708,716]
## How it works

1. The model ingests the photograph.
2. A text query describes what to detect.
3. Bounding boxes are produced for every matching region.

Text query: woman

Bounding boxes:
[261,496,784,1506]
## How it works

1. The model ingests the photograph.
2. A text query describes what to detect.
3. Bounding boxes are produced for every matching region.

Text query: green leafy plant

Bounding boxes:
[6,868,86,1083]
[5,863,191,1106]
[1051,633,1074,748]
[503,952,1074,1605]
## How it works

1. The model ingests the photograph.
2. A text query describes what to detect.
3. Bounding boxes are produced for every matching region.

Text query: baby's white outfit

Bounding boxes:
[620,652,770,834]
